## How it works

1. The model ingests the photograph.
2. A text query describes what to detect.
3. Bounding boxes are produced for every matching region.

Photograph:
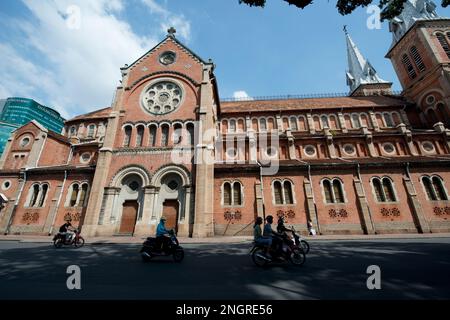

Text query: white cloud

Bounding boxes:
[233,90,253,100]
[141,0,191,40]
[0,0,160,118]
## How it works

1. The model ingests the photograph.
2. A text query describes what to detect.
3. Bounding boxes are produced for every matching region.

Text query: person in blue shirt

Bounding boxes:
[263,215,283,255]
[156,216,171,251]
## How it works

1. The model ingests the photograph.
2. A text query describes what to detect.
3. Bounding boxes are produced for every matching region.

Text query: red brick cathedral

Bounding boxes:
[0,1,449,237]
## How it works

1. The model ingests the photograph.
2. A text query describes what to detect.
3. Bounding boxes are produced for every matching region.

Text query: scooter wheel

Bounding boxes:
[54,238,63,248]
[74,237,85,248]
[252,247,269,268]
[300,240,310,254]
[173,249,184,262]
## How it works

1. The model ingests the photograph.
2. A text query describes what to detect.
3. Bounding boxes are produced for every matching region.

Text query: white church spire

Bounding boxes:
[388,0,442,44]
[345,26,389,95]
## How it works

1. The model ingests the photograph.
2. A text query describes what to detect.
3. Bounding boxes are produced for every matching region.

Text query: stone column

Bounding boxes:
[364,128,377,157]
[0,174,26,234]
[403,175,430,233]
[324,128,336,158]
[434,122,450,153]
[286,129,296,160]
[100,187,121,225]
[178,186,192,237]
[303,178,319,234]
[248,131,257,164]
[276,115,283,133]
[353,177,375,234]
[135,186,155,235]
[398,124,418,155]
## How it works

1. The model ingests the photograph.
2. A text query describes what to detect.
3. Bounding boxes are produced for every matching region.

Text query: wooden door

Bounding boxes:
[163,200,179,232]
[119,200,139,234]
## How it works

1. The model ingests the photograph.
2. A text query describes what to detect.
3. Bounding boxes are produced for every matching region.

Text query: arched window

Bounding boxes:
[149,125,157,147]
[173,124,182,145]
[432,176,448,201]
[322,179,345,204]
[161,124,169,147]
[402,54,417,79]
[187,123,195,146]
[323,180,333,203]
[383,113,395,127]
[78,183,89,207]
[37,184,48,207]
[422,177,435,200]
[283,181,294,204]
[352,114,361,128]
[259,118,267,131]
[87,124,96,138]
[321,115,329,129]
[233,182,242,205]
[136,126,144,147]
[123,126,132,147]
[382,178,396,202]
[373,178,384,202]
[69,184,79,207]
[436,33,450,59]
[28,184,40,207]
[229,120,236,133]
[290,117,298,131]
[69,126,77,137]
[222,181,243,206]
[273,181,283,205]
[410,46,426,72]
[223,182,232,206]
[333,180,344,203]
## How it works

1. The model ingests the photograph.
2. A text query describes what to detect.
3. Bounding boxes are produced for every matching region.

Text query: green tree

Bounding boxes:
[239,0,449,21]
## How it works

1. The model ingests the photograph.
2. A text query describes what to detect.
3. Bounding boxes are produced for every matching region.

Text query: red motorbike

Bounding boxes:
[53,229,85,248]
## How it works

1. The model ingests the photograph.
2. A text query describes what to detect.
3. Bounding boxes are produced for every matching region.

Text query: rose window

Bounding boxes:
[142,81,182,115]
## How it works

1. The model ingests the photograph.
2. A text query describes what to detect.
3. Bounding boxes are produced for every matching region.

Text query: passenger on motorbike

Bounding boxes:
[59,219,75,242]
[263,215,284,256]
[156,216,171,252]
[253,217,272,257]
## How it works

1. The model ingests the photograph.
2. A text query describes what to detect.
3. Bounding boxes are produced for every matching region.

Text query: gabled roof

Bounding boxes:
[66,107,112,123]
[122,34,211,72]
[220,95,409,114]
[12,120,71,145]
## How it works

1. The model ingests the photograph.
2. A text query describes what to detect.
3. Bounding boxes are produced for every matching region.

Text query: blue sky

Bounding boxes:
[0,0,447,118]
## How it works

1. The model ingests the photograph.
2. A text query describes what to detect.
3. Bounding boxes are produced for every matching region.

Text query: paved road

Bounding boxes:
[1,238,449,299]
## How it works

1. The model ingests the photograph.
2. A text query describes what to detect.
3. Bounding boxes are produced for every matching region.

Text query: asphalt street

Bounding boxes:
[1,238,449,299]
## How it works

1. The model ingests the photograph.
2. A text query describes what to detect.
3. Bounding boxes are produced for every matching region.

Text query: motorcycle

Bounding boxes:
[53,228,85,248]
[250,230,306,267]
[291,226,310,254]
[140,229,184,263]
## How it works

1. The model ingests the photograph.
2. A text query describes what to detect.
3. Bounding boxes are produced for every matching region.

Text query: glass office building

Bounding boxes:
[0,97,65,155]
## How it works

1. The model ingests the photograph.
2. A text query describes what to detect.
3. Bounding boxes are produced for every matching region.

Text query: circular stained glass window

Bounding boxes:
[383,143,395,154]
[20,137,30,148]
[142,81,183,115]
[343,144,356,155]
[422,141,435,153]
[80,153,91,163]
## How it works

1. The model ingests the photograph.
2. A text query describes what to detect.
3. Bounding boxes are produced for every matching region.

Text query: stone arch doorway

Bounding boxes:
[150,166,193,237]
[117,173,144,235]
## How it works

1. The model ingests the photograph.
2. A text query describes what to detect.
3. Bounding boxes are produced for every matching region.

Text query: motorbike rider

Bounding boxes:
[156,216,171,252]
[59,218,75,242]
[253,217,272,257]
[263,215,283,256]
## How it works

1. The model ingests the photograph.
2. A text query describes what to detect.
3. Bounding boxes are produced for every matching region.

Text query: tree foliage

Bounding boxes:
[239,0,449,21]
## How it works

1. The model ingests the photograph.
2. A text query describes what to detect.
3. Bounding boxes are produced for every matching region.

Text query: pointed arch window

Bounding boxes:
[229,120,236,133]
[79,183,89,207]
[322,179,345,204]
[123,126,132,147]
[259,118,267,131]
[87,124,96,138]
[173,124,182,145]
[383,113,395,127]
[222,181,243,206]
[321,115,329,129]
[402,54,417,79]
[436,33,450,59]
[373,178,384,202]
[410,46,426,72]
[69,184,79,207]
[422,176,448,201]
[352,114,361,128]
[283,181,294,204]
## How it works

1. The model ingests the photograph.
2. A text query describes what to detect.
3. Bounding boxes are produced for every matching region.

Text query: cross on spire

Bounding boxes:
[167,27,176,37]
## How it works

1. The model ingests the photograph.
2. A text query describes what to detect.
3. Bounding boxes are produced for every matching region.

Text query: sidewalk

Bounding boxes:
[1,232,450,244]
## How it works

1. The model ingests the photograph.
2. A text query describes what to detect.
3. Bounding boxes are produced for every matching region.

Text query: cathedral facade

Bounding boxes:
[0,1,449,237]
